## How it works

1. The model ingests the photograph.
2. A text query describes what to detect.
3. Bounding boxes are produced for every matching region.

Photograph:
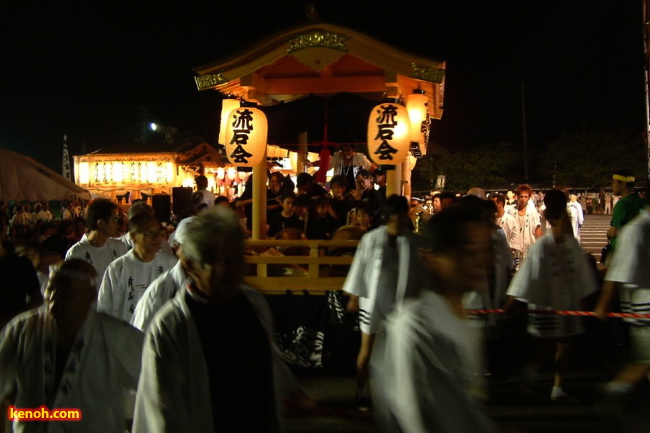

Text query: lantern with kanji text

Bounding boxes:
[367,99,411,165]
[224,104,268,167]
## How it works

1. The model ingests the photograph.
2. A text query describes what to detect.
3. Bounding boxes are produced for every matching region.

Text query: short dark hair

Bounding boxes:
[381,194,409,218]
[87,199,117,231]
[293,194,312,209]
[329,175,348,190]
[214,196,230,206]
[128,212,158,234]
[128,201,153,219]
[49,259,98,292]
[296,172,313,187]
[420,204,484,254]
[491,193,505,206]
[269,171,284,184]
[356,169,371,180]
[439,191,457,202]
[195,175,208,189]
[280,190,296,202]
[544,189,568,221]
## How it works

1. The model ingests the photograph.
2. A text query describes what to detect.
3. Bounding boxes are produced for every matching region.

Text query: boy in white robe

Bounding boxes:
[0,259,143,433]
[505,189,597,401]
[370,203,496,433]
[65,199,129,289]
[133,207,314,433]
[98,213,177,323]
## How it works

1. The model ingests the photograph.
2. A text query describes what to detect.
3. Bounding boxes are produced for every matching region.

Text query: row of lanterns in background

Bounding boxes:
[217,89,430,168]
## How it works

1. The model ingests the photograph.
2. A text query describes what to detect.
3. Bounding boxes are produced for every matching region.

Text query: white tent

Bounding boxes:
[0,149,90,201]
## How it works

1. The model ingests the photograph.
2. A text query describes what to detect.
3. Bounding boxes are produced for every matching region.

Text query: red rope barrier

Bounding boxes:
[467,308,650,319]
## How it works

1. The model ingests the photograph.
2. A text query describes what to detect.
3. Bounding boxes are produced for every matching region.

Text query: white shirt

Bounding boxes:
[497,212,521,254]
[507,206,541,258]
[131,261,187,331]
[65,234,129,289]
[193,189,215,208]
[0,307,143,433]
[98,250,178,323]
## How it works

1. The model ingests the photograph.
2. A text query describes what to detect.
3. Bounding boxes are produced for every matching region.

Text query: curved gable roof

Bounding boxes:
[193,22,446,119]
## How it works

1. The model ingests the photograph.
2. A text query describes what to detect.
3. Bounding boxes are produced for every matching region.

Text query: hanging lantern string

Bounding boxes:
[467,308,650,319]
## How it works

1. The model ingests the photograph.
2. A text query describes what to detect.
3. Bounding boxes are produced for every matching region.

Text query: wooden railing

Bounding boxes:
[244,239,359,294]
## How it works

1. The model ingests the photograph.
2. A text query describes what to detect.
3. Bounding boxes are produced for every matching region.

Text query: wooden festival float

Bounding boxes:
[192,22,446,294]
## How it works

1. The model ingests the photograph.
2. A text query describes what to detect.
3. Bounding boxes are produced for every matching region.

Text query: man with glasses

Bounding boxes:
[65,199,129,288]
[98,213,177,323]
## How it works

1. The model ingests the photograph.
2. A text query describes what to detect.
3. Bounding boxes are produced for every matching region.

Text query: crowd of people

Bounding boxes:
[0,164,648,432]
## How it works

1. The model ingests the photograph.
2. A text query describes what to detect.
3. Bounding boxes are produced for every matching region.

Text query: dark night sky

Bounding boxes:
[0,1,646,173]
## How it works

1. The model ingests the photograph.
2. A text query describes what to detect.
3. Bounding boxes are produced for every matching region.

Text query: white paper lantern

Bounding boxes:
[406,90,428,149]
[218,97,241,145]
[224,106,268,167]
[367,101,411,165]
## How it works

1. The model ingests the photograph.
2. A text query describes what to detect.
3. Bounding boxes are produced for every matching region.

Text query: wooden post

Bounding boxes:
[401,159,411,201]
[251,148,267,240]
[297,132,308,173]
[386,164,402,198]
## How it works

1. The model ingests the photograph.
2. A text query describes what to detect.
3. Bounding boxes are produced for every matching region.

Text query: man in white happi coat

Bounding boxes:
[0,259,143,433]
[342,195,423,410]
[133,207,314,433]
[491,193,521,257]
[507,184,541,259]
[568,194,584,240]
[505,190,597,402]
[595,183,650,397]
[371,204,496,433]
[65,199,129,289]
[131,216,193,331]
[98,213,177,323]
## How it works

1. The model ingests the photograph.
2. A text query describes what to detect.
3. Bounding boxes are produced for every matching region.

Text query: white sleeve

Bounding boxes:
[131,281,166,332]
[0,319,21,400]
[341,235,371,297]
[606,223,642,284]
[506,251,537,301]
[97,264,123,319]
